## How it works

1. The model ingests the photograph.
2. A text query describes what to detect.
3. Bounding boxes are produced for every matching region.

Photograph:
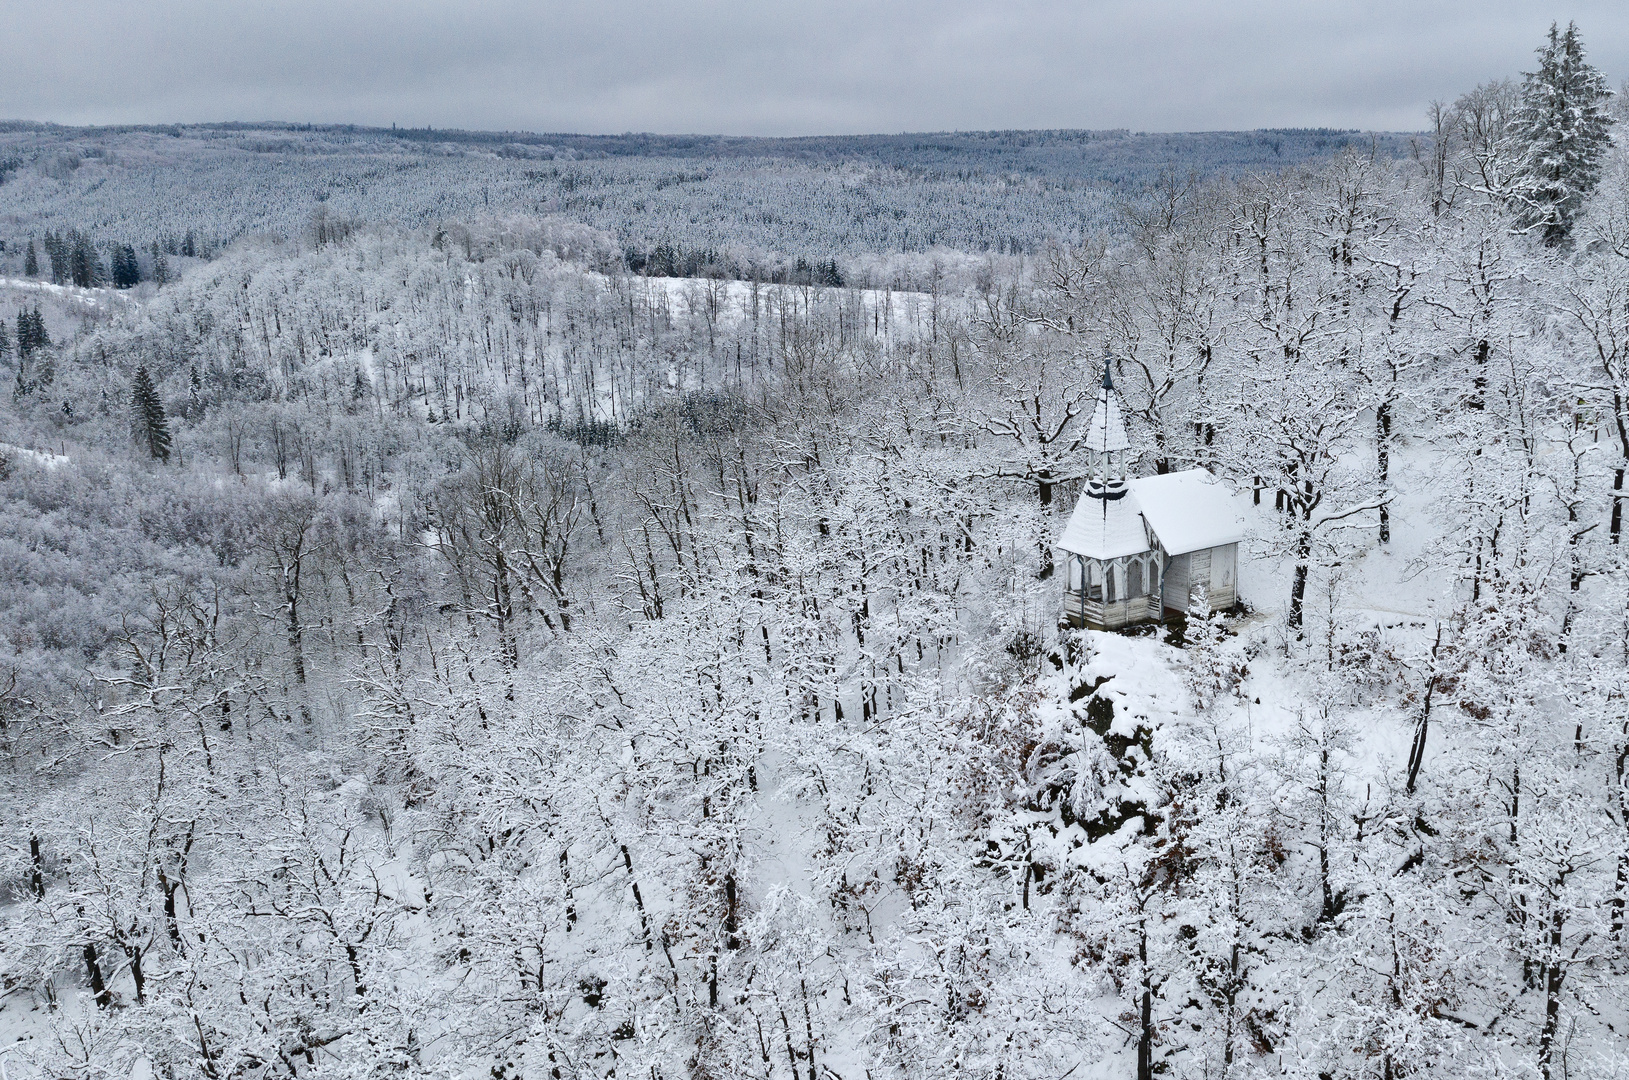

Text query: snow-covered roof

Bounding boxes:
[1129,469,1247,556]
[1083,381,1130,455]
[1057,492,1153,560]
[1056,469,1245,561]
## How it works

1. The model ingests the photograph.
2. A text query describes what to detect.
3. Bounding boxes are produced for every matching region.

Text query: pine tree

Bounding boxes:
[1507,22,1615,245]
[23,239,37,277]
[17,307,48,358]
[111,244,140,288]
[131,365,172,463]
[149,241,169,286]
[43,232,67,284]
[68,230,103,288]
[0,319,10,363]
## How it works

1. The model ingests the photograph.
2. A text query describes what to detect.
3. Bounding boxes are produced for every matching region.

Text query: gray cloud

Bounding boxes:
[3,0,1627,134]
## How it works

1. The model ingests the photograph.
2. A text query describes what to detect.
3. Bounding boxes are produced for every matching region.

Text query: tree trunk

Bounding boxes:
[1288,529,1312,632]
[1137,916,1154,1080]
[1612,465,1624,545]
[1537,910,1565,1080]
[84,942,111,1008]
[285,565,305,685]
[1406,628,1442,795]
[1614,739,1628,938]
[1470,338,1488,411]
[126,942,145,1004]
[1318,744,1339,923]
[1377,400,1392,545]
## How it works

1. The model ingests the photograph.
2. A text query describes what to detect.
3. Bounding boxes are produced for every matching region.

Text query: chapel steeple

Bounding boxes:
[1083,358,1130,501]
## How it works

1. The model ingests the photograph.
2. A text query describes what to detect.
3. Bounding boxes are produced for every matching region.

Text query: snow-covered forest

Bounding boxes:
[0,124,1414,274]
[5,25,1629,1080]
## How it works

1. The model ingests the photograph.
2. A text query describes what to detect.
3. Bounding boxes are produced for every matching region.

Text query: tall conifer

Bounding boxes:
[149,242,170,286]
[131,365,172,463]
[111,244,140,288]
[1508,22,1615,245]
[23,239,37,277]
[17,307,48,358]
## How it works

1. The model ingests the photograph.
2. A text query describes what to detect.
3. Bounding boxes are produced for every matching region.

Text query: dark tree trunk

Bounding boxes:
[30,835,44,899]
[1377,400,1392,544]
[1613,465,1624,545]
[286,574,305,685]
[1406,628,1443,796]
[84,942,111,1008]
[1470,338,1489,411]
[724,873,740,950]
[1288,529,1311,632]
[1537,910,1566,1080]
[126,942,145,1004]
[1137,916,1154,1080]
[158,866,184,948]
[1614,739,1628,938]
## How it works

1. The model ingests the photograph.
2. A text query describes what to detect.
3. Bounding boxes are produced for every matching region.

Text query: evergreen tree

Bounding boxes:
[131,365,172,463]
[17,307,48,358]
[1508,22,1615,245]
[187,364,204,420]
[68,230,103,288]
[43,232,68,284]
[23,239,37,277]
[0,318,10,363]
[149,241,169,286]
[111,243,141,288]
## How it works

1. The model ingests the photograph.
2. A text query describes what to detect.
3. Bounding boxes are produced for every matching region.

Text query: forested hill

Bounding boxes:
[7,24,1629,1077]
[0,122,1419,262]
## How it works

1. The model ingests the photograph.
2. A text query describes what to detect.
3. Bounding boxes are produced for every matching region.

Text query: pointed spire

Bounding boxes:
[1084,355,1131,501]
[1085,358,1130,457]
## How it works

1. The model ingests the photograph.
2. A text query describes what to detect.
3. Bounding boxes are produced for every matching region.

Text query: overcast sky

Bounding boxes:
[3,1,1627,136]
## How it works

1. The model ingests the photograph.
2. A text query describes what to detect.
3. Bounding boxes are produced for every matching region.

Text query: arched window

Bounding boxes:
[1105,565,1116,603]
[1086,561,1103,601]
[1068,556,1083,592]
[1129,560,1144,597]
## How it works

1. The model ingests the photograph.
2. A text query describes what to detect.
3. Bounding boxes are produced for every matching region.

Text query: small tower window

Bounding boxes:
[1105,566,1116,603]
[1129,560,1144,597]
[1068,556,1083,592]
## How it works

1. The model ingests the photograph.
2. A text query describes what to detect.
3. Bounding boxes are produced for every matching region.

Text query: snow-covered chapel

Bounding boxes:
[1057,363,1246,631]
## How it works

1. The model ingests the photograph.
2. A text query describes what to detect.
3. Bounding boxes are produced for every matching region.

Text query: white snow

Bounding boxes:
[0,443,69,469]
[0,277,125,310]
[1056,469,1244,560]
[1056,490,1152,559]
[1127,468,1247,556]
[1083,378,1131,454]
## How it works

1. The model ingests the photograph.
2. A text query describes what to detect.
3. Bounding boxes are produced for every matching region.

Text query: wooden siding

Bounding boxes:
[1065,590,1162,630]
[1067,543,1240,628]
[1208,543,1238,610]
[1161,544,1238,614]
[1162,553,1189,614]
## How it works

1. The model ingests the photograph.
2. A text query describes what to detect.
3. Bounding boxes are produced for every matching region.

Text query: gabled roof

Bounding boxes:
[1127,469,1247,556]
[1056,469,1245,561]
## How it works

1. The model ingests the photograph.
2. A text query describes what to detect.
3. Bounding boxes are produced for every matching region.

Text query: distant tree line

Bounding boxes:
[623,241,845,286]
